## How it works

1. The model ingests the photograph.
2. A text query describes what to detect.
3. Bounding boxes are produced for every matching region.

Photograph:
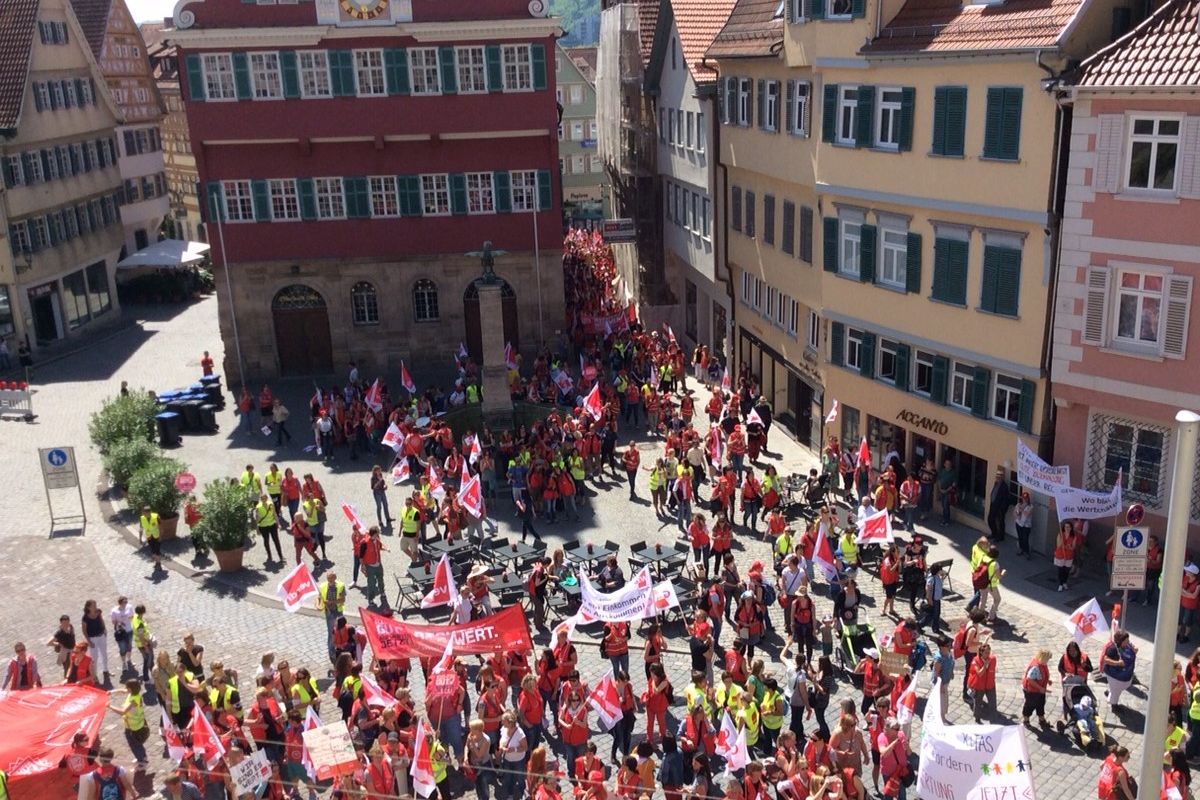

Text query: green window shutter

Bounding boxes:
[1017,379,1036,434]
[859,224,877,283]
[384,49,410,95]
[251,179,270,221]
[971,366,991,418]
[996,246,1021,316]
[894,344,910,391]
[823,217,839,272]
[898,87,915,152]
[930,356,949,405]
[785,80,795,135]
[537,169,552,210]
[185,54,206,101]
[345,177,369,218]
[822,84,837,143]
[280,50,300,99]
[984,87,1021,160]
[439,46,457,94]
[946,87,967,156]
[399,176,422,217]
[233,52,252,100]
[859,332,876,379]
[829,322,844,367]
[851,0,866,17]
[332,51,355,96]
[855,85,874,148]
[450,173,468,215]
[948,239,969,304]
[298,178,316,219]
[905,232,922,293]
[810,0,825,19]
[931,87,948,155]
[983,88,1003,158]
[494,171,511,212]
[981,245,1000,313]
[486,45,503,92]
[756,79,765,129]
[931,237,950,300]
[531,43,547,90]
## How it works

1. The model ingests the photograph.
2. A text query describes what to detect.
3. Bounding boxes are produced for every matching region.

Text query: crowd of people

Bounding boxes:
[4,228,1185,800]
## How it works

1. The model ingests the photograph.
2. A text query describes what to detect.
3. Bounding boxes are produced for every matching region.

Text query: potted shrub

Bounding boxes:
[192,479,251,572]
[103,438,159,491]
[89,391,157,455]
[126,457,186,540]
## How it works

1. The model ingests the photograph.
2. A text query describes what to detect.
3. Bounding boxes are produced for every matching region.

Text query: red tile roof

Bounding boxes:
[566,45,597,82]
[861,0,1083,56]
[669,0,738,83]
[0,0,39,131]
[1077,0,1200,88]
[706,0,783,60]
[69,0,112,59]
[637,0,660,66]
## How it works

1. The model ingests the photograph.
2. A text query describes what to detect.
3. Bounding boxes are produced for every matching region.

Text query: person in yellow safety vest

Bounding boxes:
[290,667,322,713]
[318,572,347,662]
[759,677,786,753]
[131,604,153,682]
[683,671,713,717]
[138,506,162,570]
[430,734,450,787]
[254,493,284,564]
[342,667,363,704]
[735,691,761,751]
[209,674,243,721]
[569,454,585,483]
[264,463,283,517]
[239,464,262,495]
[108,678,150,767]
[466,384,480,404]
[838,527,859,572]
[166,663,202,728]
[715,671,743,714]
[399,499,421,560]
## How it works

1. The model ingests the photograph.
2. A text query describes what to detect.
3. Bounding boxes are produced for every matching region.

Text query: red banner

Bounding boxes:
[360,604,533,660]
[0,685,108,777]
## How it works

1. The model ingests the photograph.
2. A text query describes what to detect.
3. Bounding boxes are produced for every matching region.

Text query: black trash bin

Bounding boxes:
[199,404,218,432]
[156,411,182,447]
[180,399,203,432]
[202,383,224,409]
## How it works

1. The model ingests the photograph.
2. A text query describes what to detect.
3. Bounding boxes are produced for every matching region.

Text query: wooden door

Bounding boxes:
[272,285,333,376]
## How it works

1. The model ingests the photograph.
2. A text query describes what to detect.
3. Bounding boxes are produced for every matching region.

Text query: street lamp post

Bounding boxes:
[1137,410,1200,800]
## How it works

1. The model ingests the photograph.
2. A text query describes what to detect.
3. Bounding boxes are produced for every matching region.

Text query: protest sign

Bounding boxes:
[1016,440,1070,496]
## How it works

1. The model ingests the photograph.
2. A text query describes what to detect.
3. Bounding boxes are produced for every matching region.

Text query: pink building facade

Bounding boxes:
[1052,0,1200,544]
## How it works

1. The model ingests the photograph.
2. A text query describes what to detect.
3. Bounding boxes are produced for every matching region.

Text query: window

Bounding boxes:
[702,197,711,239]
[686,111,694,148]
[456,46,487,93]
[572,155,585,174]
[950,361,975,410]
[992,373,1022,426]
[590,156,603,173]
[250,52,282,99]
[222,180,254,221]
[807,311,819,350]
[268,179,299,220]
[51,82,65,109]
[731,186,742,232]
[764,81,780,132]
[299,50,331,97]
[354,49,386,96]
[64,81,77,108]
[879,224,908,289]
[982,87,1023,161]
[980,241,1022,316]
[737,78,752,126]
[570,84,584,105]
[39,21,68,44]
[931,86,967,157]
[667,111,675,144]
[837,86,858,145]
[29,218,48,250]
[799,205,813,263]
[878,339,899,384]
[511,170,536,211]
[763,195,775,245]
[875,88,903,150]
[421,174,450,215]
[34,82,52,111]
[409,48,441,95]
[351,281,379,325]
[85,261,110,316]
[63,269,90,330]
[571,121,584,141]
[9,221,30,254]
[790,81,810,136]
[691,193,699,235]
[502,45,532,91]
[203,53,236,100]
[845,328,864,370]
[766,286,777,322]
[1114,270,1163,345]
[413,278,439,322]
[741,271,751,304]
[1126,117,1179,192]
[63,207,78,239]
[1090,415,1169,506]
[80,80,93,106]
[745,191,756,238]
[466,172,494,214]
[830,0,853,16]
[313,178,344,218]
[367,176,399,217]
[913,350,934,395]
[839,213,862,277]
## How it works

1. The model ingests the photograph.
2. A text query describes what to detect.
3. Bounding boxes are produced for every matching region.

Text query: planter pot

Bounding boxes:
[159,513,180,541]
[213,547,245,572]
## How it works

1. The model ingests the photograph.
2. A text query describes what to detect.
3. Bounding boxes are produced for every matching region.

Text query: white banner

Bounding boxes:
[1016,440,1071,496]
[230,750,272,795]
[1054,480,1122,519]
[919,685,1037,800]
[578,566,680,622]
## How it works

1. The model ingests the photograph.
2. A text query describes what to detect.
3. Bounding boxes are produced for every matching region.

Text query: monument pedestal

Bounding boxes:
[477,282,514,429]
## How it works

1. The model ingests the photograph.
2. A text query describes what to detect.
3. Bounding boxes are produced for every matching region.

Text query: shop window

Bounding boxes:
[0,286,15,337]
[62,269,91,330]
[941,445,987,518]
[85,261,111,317]
[840,404,861,452]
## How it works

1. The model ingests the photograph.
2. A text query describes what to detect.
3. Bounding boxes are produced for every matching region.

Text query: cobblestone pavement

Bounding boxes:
[1,295,1161,799]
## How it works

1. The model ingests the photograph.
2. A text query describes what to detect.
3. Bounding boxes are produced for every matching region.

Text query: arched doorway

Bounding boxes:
[462,278,519,364]
[272,284,333,376]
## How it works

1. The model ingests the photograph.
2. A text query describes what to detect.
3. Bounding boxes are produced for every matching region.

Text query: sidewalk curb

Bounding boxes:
[2,316,142,381]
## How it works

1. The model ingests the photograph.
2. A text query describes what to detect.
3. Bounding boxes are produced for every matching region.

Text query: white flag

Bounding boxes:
[1065,597,1110,644]
[715,711,748,772]
[587,670,624,731]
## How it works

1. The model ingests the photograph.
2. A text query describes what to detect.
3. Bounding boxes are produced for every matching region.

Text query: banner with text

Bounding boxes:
[1054,480,1122,519]
[1016,440,1071,497]
[360,604,533,660]
[578,566,680,622]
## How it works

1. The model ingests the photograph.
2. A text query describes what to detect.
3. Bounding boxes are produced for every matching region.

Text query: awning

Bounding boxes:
[116,239,211,269]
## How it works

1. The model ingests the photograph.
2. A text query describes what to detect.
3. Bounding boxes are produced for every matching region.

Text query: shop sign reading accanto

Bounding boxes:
[895,409,949,437]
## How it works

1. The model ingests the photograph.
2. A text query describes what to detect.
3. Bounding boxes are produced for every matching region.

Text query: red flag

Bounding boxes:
[626,301,637,324]
[400,360,417,394]
[460,475,483,520]
[431,636,455,676]
[896,674,919,726]
[587,671,623,731]
[190,705,226,769]
[504,342,517,370]
[276,562,318,613]
[301,707,321,781]
[856,437,870,469]
[855,508,894,545]
[457,342,469,360]
[715,711,748,770]
[392,458,411,484]
[421,554,460,609]
[664,323,677,344]
[813,523,838,581]
[720,366,731,394]
[364,378,383,412]
[342,503,366,531]
[161,707,188,763]
[469,436,483,465]
[411,720,437,798]
[362,674,399,709]
[745,407,764,426]
[707,430,723,470]
[426,464,446,500]
[381,422,404,451]
[460,456,471,486]
[583,382,603,421]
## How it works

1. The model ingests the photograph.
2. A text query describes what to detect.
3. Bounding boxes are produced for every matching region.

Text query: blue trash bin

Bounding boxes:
[156,411,182,447]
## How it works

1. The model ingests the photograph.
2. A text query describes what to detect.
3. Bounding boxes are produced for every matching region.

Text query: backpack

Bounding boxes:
[971,561,990,590]
[761,583,777,606]
[908,639,929,671]
[698,589,712,613]
[952,622,968,659]
[357,539,369,560]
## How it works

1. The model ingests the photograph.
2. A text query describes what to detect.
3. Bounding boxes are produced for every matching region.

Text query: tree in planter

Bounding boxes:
[89,391,157,454]
[103,438,159,490]
[192,480,252,571]
[126,457,187,539]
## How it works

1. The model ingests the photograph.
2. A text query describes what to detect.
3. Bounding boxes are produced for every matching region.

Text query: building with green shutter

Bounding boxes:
[712,0,1129,531]
[555,44,608,224]
[168,0,565,380]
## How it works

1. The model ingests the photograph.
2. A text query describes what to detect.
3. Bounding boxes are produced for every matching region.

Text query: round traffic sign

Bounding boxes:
[46,448,68,467]
[175,472,197,493]
[1127,503,1145,526]
[1120,527,1143,549]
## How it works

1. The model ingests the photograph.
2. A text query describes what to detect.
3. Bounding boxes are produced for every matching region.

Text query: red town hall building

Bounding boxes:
[169,0,565,380]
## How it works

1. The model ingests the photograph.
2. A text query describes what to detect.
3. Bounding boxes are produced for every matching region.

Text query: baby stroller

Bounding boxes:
[1056,677,1106,751]
[838,622,879,680]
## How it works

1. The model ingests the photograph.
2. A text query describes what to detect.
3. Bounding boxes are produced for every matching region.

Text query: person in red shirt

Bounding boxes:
[622,442,641,500]
[645,663,671,748]
[969,643,998,722]
[361,526,387,606]
[879,544,902,618]
[558,687,591,777]
[290,514,318,567]
[1143,533,1163,606]
[280,467,302,523]
[517,673,544,749]
[611,669,637,763]
[200,350,214,376]
[603,621,630,677]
